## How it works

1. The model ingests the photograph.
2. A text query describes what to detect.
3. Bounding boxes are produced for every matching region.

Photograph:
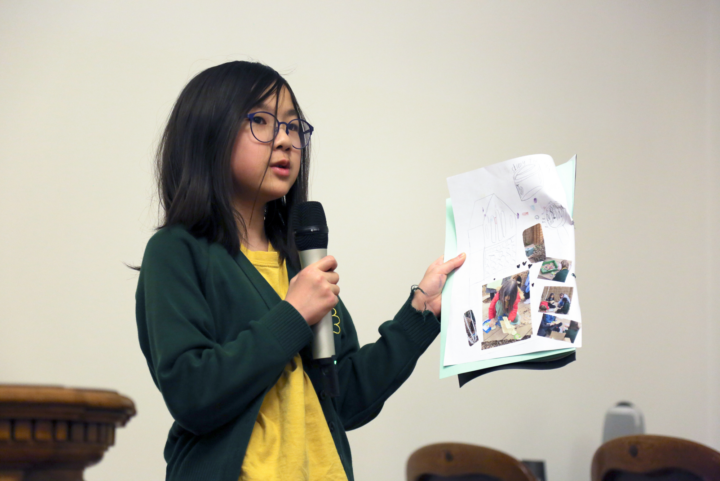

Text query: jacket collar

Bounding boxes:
[233,249,300,311]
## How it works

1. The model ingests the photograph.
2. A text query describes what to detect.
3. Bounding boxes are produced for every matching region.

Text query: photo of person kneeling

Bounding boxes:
[537,315,580,343]
[538,286,574,315]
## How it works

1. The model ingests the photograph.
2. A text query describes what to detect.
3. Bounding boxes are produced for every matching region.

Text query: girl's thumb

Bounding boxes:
[446,252,466,271]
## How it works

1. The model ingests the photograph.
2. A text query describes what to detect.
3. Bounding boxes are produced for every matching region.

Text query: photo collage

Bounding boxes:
[463,221,581,350]
[524,223,580,344]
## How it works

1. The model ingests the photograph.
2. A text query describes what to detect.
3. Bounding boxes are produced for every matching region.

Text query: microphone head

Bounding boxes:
[291,201,329,250]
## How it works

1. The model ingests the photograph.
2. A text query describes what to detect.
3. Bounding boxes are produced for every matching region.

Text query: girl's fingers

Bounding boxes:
[316,255,338,272]
[440,252,466,274]
[415,253,467,307]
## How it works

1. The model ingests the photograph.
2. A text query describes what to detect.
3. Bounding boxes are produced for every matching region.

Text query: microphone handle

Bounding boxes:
[297,248,337,361]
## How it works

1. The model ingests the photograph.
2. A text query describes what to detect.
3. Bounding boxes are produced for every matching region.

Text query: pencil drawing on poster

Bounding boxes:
[513,160,544,201]
[468,194,516,284]
[541,200,573,245]
[545,201,569,228]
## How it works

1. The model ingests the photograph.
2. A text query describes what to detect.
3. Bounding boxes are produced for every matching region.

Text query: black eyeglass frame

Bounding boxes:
[246,111,314,149]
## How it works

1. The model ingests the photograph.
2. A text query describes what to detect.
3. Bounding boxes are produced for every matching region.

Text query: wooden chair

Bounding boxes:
[0,384,135,481]
[407,443,538,481]
[591,435,720,481]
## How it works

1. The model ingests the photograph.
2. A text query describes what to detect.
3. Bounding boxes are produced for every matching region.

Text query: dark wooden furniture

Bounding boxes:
[407,442,538,481]
[591,434,720,481]
[0,385,136,481]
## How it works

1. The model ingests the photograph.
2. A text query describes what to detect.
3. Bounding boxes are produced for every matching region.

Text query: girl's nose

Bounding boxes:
[273,125,292,150]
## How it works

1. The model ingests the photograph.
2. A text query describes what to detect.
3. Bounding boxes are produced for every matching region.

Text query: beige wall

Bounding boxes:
[1,1,718,479]
[705,0,720,448]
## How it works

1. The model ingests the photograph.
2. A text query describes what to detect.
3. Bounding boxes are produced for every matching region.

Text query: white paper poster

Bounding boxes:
[444,155,582,366]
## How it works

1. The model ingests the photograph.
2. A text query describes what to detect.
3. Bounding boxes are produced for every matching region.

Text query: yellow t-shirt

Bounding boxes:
[239,243,347,481]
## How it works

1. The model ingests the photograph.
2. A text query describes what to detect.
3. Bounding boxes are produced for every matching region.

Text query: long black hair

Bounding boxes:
[156,61,309,269]
[497,278,518,315]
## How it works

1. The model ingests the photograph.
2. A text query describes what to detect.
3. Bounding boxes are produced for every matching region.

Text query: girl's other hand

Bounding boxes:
[286,256,340,326]
[412,253,466,317]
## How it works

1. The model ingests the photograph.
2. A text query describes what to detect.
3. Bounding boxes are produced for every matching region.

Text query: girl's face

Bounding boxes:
[231,86,301,206]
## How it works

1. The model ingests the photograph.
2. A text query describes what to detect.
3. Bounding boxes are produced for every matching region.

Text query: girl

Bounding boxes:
[135,61,465,481]
[487,277,520,328]
[545,292,556,309]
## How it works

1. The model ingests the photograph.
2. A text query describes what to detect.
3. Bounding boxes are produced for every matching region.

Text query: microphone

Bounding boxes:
[291,201,339,397]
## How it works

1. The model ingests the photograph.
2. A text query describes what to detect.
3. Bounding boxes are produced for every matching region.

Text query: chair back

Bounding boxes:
[407,442,538,481]
[591,435,720,481]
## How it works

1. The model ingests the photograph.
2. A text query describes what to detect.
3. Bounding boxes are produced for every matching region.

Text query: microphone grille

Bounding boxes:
[291,201,328,250]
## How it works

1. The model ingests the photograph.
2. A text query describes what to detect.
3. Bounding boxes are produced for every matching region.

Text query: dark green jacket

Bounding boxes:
[565,327,579,343]
[553,268,569,283]
[135,225,440,481]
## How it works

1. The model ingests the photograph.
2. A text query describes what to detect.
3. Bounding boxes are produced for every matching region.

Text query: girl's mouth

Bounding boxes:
[271,165,290,177]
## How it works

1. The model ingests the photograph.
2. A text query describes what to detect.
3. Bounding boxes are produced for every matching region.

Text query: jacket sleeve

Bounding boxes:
[137,230,313,436]
[330,290,439,431]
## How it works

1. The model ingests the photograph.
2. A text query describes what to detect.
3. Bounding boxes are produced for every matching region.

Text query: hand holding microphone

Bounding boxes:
[285,255,340,326]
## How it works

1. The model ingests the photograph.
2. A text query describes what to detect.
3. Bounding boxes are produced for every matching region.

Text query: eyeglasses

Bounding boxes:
[246,111,314,149]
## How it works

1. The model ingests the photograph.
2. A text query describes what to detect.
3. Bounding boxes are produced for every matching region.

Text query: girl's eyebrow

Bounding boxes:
[253,103,299,117]
[275,107,299,117]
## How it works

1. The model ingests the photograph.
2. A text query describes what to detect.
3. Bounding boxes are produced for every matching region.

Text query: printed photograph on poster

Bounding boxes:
[537,315,580,343]
[538,286,574,315]
[537,258,572,282]
[480,271,532,350]
[463,310,479,346]
[522,223,546,263]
